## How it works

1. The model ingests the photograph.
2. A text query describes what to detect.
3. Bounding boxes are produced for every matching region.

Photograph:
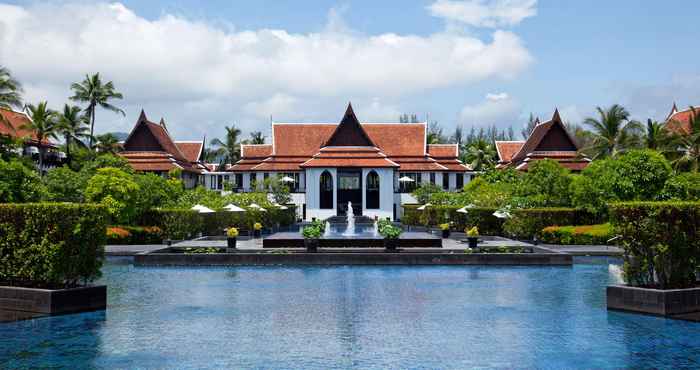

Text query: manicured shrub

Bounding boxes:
[0,203,108,288]
[140,209,203,240]
[540,224,615,245]
[402,205,504,235]
[106,226,163,245]
[516,159,573,207]
[610,201,700,289]
[502,208,596,239]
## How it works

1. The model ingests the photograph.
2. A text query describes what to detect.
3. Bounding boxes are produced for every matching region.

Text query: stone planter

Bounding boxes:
[0,285,107,314]
[304,238,319,253]
[384,238,399,252]
[467,237,479,249]
[607,285,700,316]
[441,230,450,238]
[226,237,237,253]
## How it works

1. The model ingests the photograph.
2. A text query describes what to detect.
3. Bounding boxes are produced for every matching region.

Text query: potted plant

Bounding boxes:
[439,223,450,238]
[380,224,402,252]
[466,226,479,248]
[226,227,238,251]
[302,224,322,252]
[253,222,263,238]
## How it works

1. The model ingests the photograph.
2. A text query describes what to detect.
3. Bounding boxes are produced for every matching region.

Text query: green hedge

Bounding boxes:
[141,206,296,240]
[539,224,614,245]
[610,201,700,289]
[0,203,108,288]
[502,208,596,239]
[106,226,164,245]
[402,205,504,235]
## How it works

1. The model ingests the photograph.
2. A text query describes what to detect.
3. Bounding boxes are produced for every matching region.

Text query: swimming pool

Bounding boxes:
[1,257,699,369]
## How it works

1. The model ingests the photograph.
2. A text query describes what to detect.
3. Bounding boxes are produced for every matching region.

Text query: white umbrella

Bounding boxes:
[196,206,215,213]
[191,204,206,211]
[416,203,432,211]
[493,207,511,219]
[457,204,475,214]
[223,204,246,212]
[280,176,295,183]
[272,203,289,210]
[248,203,267,212]
[398,176,415,182]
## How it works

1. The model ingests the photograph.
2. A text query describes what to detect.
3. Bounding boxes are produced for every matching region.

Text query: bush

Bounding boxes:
[0,203,108,288]
[44,166,89,203]
[540,224,614,245]
[610,201,700,289]
[106,226,163,245]
[659,173,700,201]
[85,167,140,224]
[402,205,504,235]
[412,182,445,204]
[516,159,572,207]
[502,208,596,239]
[140,209,203,240]
[0,158,47,202]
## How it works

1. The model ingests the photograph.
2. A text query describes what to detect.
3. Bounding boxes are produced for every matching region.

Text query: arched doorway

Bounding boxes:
[320,170,333,209]
[366,171,379,209]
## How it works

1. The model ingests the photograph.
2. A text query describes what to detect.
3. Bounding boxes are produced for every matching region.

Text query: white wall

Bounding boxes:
[304,168,337,221]
[361,168,394,220]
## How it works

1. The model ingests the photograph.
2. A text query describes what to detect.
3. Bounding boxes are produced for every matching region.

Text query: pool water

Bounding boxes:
[1,257,699,369]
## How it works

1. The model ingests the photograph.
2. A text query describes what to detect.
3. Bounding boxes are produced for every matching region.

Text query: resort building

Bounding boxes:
[119,110,206,188]
[0,107,65,172]
[223,104,474,221]
[495,109,590,171]
[665,103,698,135]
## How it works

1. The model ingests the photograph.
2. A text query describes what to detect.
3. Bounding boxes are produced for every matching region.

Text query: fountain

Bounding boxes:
[373,220,379,237]
[342,201,356,236]
[324,221,332,238]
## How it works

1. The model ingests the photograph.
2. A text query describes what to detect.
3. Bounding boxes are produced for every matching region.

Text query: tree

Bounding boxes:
[0,158,46,202]
[517,159,572,207]
[134,173,184,217]
[464,138,496,171]
[583,104,642,159]
[412,182,444,204]
[666,107,700,172]
[210,125,241,165]
[95,133,121,154]
[85,167,140,224]
[57,104,90,165]
[644,118,667,150]
[450,125,464,146]
[426,121,445,144]
[248,131,265,144]
[0,66,23,130]
[659,172,700,201]
[521,113,538,139]
[69,73,124,150]
[44,166,88,203]
[399,113,419,123]
[22,102,58,173]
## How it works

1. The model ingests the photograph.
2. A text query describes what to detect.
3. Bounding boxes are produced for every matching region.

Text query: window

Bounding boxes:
[442,173,449,190]
[456,173,464,189]
[210,175,217,189]
[234,174,243,190]
[217,175,223,190]
[281,172,301,192]
[398,172,419,193]
[320,171,333,209]
[366,171,380,209]
[339,173,360,189]
[250,173,257,189]
[430,172,435,184]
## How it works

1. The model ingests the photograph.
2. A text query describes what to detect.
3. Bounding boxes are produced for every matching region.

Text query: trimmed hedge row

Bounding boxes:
[610,201,700,289]
[540,224,615,245]
[402,205,504,235]
[0,203,108,288]
[140,206,296,240]
[503,208,597,239]
[106,226,164,245]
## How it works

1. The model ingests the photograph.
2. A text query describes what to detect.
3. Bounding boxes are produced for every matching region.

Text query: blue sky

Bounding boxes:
[1,0,699,140]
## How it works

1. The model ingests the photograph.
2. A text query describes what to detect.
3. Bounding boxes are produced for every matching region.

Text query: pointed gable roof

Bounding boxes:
[511,108,578,163]
[122,110,188,162]
[323,103,375,147]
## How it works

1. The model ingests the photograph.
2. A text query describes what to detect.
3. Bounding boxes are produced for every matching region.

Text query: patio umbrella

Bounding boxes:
[191,204,206,211]
[416,203,432,211]
[196,206,215,213]
[493,207,511,219]
[272,203,289,210]
[398,176,415,183]
[248,203,267,212]
[456,204,475,214]
[223,204,246,212]
[280,176,295,183]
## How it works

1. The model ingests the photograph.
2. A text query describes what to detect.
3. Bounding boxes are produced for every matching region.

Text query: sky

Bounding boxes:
[1,0,699,142]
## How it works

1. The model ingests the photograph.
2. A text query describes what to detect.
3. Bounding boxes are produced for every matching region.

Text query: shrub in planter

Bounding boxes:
[380,224,402,252]
[610,201,700,289]
[302,225,321,252]
[465,226,479,248]
[402,205,504,235]
[226,227,239,249]
[0,203,108,288]
[439,223,450,238]
[540,224,614,245]
[253,222,263,238]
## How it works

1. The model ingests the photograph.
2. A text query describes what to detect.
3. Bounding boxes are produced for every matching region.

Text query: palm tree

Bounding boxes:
[583,104,642,159]
[22,102,58,173]
[69,73,124,150]
[644,118,667,150]
[94,133,121,154]
[249,131,265,144]
[667,107,700,172]
[210,125,241,165]
[464,138,496,171]
[0,66,23,130]
[57,104,90,165]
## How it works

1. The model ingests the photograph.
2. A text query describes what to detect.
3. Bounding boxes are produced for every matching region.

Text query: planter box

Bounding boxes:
[0,285,107,314]
[607,285,700,316]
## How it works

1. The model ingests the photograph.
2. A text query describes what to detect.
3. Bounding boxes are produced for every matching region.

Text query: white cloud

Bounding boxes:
[428,0,537,28]
[459,92,520,127]
[0,2,533,138]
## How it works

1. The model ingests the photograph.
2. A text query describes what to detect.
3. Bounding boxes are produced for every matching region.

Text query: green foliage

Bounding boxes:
[0,158,47,202]
[403,205,504,235]
[133,173,184,217]
[466,226,479,237]
[77,153,132,174]
[539,224,614,245]
[302,224,322,239]
[379,224,402,239]
[571,149,672,215]
[84,167,140,224]
[263,176,291,205]
[516,159,572,207]
[106,226,163,245]
[610,202,700,289]
[412,182,444,204]
[659,173,700,201]
[502,208,596,239]
[141,209,203,240]
[0,203,107,288]
[44,166,88,202]
[184,247,219,254]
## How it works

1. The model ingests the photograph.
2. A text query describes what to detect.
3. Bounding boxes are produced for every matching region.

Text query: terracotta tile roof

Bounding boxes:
[427,144,458,158]
[175,141,203,162]
[666,106,698,135]
[0,108,54,146]
[364,124,426,157]
[241,144,273,158]
[435,159,471,171]
[301,157,399,168]
[495,141,524,163]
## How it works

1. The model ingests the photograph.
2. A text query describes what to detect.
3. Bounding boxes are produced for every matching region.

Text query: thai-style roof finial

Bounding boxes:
[138,109,147,122]
[552,108,562,123]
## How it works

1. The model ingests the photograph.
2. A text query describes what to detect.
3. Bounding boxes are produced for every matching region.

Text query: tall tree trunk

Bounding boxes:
[88,104,96,150]
[65,134,72,166]
[38,145,45,176]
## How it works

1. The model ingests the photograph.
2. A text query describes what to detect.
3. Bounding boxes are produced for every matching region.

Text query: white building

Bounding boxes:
[204,104,474,221]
